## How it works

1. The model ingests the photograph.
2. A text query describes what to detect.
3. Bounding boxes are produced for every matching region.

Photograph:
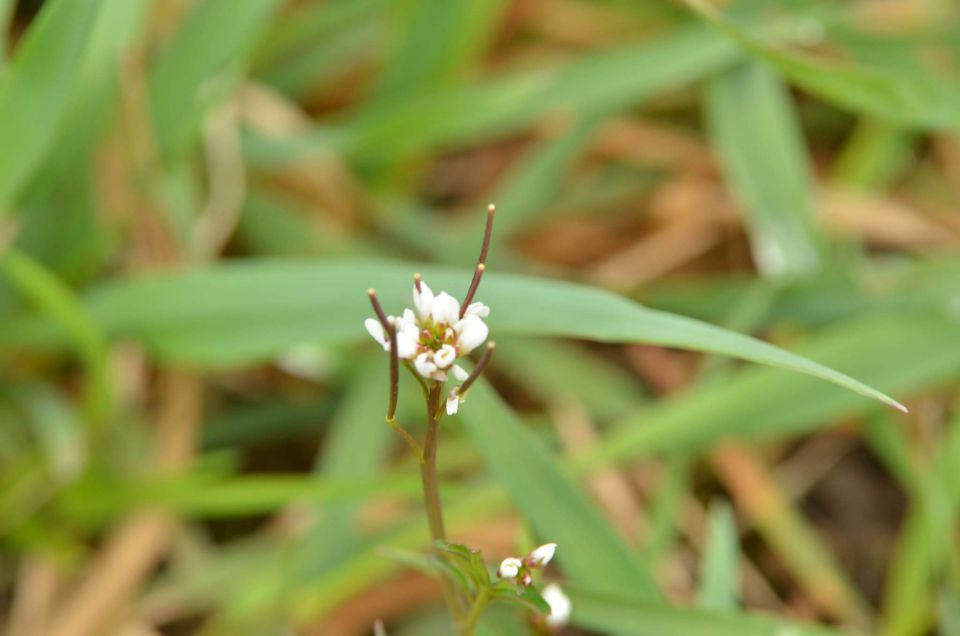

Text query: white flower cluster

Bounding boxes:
[496,543,569,626]
[365,277,489,415]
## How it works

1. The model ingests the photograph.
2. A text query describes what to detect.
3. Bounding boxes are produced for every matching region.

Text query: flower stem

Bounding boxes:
[421,383,463,622]
[460,587,491,635]
[421,384,446,542]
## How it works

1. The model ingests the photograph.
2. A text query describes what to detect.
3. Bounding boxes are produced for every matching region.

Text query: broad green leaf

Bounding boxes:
[459,378,660,600]
[65,259,904,409]
[707,60,821,277]
[568,587,841,636]
[0,0,103,206]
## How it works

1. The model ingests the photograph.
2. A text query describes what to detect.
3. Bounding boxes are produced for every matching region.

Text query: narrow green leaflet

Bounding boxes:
[568,587,841,636]
[61,259,905,409]
[0,0,103,206]
[707,60,822,278]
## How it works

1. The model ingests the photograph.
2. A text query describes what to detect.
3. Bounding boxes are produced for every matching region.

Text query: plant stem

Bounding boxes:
[460,587,491,635]
[421,383,463,621]
[421,384,446,542]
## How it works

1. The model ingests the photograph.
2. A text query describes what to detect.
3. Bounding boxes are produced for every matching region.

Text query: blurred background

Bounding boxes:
[1,0,960,634]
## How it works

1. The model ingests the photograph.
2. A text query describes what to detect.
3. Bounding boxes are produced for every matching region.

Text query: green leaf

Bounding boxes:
[689,2,960,130]
[66,259,904,409]
[0,0,103,206]
[491,583,551,615]
[246,23,740,164]
[581,312,960,468]
[568,587,841,636]
[698,500,740,610]
[148,0,284,159]
[707,60,821,278]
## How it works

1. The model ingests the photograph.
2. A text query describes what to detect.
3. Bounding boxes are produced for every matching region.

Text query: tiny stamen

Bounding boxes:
[414,273,422,294]
[457,341,495,396]
[460,204,495,317]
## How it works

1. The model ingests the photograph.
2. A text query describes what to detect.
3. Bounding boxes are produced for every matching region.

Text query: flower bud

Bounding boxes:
[497,557,522,579]
[527,542,557,568]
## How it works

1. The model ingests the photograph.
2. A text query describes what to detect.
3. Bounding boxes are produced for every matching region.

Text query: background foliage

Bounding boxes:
[1,0,959,635]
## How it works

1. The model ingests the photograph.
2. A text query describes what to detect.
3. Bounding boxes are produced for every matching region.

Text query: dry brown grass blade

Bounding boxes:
[45,372,202,636]
[709,444,873,629]
[552,398,645,541]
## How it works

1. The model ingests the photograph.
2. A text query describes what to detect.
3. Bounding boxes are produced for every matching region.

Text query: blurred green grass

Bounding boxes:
[1,1,959,635]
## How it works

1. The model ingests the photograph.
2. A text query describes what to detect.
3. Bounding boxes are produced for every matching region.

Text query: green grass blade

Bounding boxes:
[698,500,740,610]
[0,248,111,423]
[148,0,284,160]
[689,2,960,130]
[582,312,959,468]
[568,587,842,636]
[707,60,822,277]
[246,23,740,164]
[0,0,103,206]
[65,259,905,409]
[459,378,659,599]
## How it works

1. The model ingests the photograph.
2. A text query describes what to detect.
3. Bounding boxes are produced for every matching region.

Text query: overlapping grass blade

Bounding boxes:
[458,378,659,599]
[568,587,841,636]
[0,0,103,206]
[58,259,906,409]
[707,60,822,277]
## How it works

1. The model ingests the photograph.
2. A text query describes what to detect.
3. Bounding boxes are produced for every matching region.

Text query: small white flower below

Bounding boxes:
[542,583,572,628]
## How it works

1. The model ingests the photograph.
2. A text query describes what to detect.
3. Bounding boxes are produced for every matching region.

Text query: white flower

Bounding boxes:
[434,344,457,369]
[542,583,572,628]
[365,277,490,381]
[445,389,460,415]
[431,291,461,325]
[466,302,490,317]
[364,318,389,351]
[528,542,557,568]
[413,280,434,319]
[498,557,523,579]
[454,314,488,354]
[364,317,418,360]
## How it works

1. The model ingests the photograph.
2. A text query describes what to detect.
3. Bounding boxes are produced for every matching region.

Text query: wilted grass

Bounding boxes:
[1,0,959,635]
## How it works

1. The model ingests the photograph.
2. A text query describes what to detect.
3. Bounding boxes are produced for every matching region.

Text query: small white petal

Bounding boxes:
[528,543,557,567]
[364,318,388,349]
[452,364,469,382]
[454,315,488,354]
[434,344,457,369]
[401,308,417,327]
[395,330,417,359]
[414,352,436,378]
[413,281,434,320]
[446,390,460,415]
[542,584,572,628]
[466,302,490,318]
[497,557,522,579]
[431,292,461,325]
